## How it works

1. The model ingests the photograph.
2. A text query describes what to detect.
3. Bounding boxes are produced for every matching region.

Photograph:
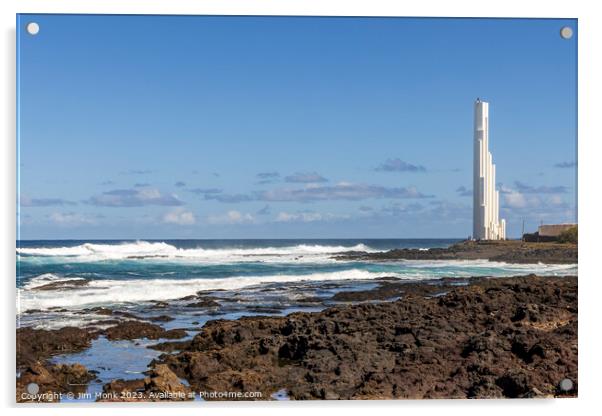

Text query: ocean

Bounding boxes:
[16,238,578,400]
[17,238,577,317]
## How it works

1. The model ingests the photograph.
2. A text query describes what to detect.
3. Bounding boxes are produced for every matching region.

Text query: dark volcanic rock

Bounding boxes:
[156,275,577,400]
[330,280,450,302]
[16,326,101,402]
[98,364,191,402]
[334,240,577,264]
[89,307,114,316]
[16,362,95,402]
[17,326,98,368]
[296,296,324,304]
[103,321,187,341]
[246,305,285,314]
[113,310,145,320]
[145,364,191,399]
[185,297,220,308]
[147,340,192,352]
[103,378,146,394]
[88,308,175,324]
[149,315,175,322]
[32,279,89,291]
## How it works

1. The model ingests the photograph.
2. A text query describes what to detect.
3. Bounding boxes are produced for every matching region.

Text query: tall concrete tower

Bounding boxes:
[473,99,506,240]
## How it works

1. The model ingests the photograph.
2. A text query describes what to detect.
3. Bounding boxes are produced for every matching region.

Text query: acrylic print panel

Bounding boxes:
[16,14,577,403]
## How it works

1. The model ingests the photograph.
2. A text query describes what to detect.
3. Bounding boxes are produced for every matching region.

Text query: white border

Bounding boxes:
[2,1,601,415]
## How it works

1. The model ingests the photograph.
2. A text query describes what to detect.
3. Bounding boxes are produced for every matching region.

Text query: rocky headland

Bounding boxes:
[334,240,578,264]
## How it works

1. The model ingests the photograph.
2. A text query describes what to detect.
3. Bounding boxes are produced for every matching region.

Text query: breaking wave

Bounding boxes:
[18,269,401,311]
[17,241,378,264]
[22,273,87,290]
[17,258,577,311]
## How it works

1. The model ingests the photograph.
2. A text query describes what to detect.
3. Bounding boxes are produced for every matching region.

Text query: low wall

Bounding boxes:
[538,224,577,237]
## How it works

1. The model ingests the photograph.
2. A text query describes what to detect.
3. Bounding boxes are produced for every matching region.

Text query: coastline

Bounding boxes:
[17,273,578,401]
[334,240,578,264]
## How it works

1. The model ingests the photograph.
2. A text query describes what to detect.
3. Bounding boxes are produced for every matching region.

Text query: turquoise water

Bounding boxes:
[17,238,577,401]
[17,239,577,315]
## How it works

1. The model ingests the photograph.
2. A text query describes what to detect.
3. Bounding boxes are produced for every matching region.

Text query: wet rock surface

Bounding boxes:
[330,278,454,302]
[149,314,175,322]
[186,298,220,308]
[155,275,577,400]
[17,326,98,367]
[147,340,192,352]
[16,362,96,402]
[103,321,188,341]
[99,364,192,401]
[31,279,89,291]
[335,240,577,264]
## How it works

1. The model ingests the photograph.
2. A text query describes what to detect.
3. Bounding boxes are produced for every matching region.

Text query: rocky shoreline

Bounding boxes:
[16,274,577,401]
[334,240,578,264]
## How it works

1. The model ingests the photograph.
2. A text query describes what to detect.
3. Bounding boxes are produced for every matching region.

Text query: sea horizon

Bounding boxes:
[16,237,468,242]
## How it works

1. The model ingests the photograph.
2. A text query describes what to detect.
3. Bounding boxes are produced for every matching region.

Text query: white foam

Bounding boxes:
[17,269,402,311]
[17,241,379,264]
[400,259,578,271]
[22,273,86,290]
[18,314,107,331]
[17,258,578,312]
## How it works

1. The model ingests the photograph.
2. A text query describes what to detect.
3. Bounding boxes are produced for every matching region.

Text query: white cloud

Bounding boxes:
[48,212,100,226]
[86,188,184,207]
[374,158,426,173]
[162,209,196,225]
[257,183,431,202]
[20,195,77,207]
[207,210,255,225]
[284,172,328,183]
[513,181,568,194]
[275,211,349,223]
[276,211,323,223]
[502,187,570,210]
[548,194,564,206]
[503,190,530,209]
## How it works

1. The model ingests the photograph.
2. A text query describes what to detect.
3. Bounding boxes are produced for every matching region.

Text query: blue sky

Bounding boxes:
[17,15,577,239]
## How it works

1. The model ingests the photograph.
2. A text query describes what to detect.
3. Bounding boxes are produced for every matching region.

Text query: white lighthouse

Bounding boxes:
[473,99,506,240]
